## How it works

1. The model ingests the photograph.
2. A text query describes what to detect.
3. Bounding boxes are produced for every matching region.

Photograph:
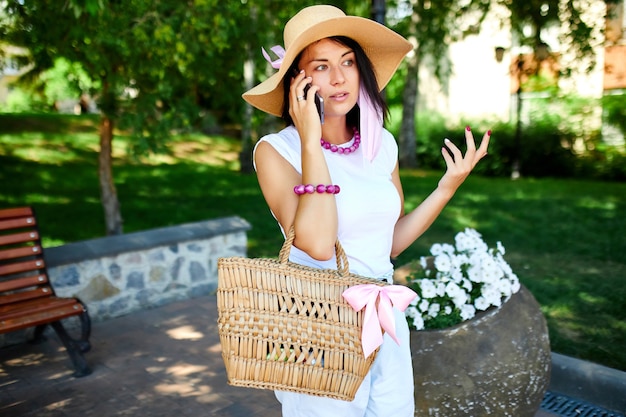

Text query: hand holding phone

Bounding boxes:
[293,69,324,124]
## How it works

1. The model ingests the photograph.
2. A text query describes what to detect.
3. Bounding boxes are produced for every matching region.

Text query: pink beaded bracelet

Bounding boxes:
[293,184,341,195]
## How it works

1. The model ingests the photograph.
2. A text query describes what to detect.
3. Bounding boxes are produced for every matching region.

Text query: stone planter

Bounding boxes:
[410,285,551,417]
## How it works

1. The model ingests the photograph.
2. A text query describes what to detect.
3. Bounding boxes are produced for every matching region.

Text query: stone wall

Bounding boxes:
[43,216,251,322]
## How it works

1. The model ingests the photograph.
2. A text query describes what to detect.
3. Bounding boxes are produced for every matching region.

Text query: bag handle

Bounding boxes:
[279,226,350,277]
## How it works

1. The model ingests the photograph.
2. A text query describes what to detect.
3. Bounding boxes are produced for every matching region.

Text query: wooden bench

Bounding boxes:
[0,206,91,376]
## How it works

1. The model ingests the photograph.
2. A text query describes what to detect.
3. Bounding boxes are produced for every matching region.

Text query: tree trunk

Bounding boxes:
[371,0,385,24]
[240,43,255,174]
[239,4,261,175]
[98,114,123,235]
[398,1,421,169]
[399,51,419,168]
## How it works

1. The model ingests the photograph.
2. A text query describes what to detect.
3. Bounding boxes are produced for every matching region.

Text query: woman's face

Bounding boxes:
[297,38,360,120]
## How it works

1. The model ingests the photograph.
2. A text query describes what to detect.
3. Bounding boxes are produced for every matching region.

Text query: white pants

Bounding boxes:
[275,308,415,417]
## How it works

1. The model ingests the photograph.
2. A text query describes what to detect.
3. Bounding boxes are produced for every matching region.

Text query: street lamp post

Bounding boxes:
[496,46,523,180]
[371,0,386,24]
[512,56,524,180]
[372,0,387,104]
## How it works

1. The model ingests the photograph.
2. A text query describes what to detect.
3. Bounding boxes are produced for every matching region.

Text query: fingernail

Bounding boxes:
[466,126,471,132]
[487,130,492,136]
[444,138,451,143]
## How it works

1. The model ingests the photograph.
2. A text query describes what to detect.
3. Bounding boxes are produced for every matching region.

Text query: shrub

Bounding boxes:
[399,92,625,181]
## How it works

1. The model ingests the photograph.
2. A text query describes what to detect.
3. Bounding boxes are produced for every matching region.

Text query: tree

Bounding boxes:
[388,0,618,168]
[389,0,490,168]
[1,0,247,235]
[2,0,348,230]
[5,0,613,229]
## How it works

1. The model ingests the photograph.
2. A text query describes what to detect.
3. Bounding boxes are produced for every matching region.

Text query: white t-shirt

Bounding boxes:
[253,125,401,280]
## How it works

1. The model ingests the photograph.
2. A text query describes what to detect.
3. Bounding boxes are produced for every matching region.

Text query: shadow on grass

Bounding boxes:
[0,113,99,134]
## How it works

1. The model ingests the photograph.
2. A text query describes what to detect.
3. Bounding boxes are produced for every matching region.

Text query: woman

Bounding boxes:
[243,5,490,417]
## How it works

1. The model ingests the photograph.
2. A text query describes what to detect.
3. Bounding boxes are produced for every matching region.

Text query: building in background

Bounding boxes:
[603,0,626,145]
[0,45,29,106]
[415,1,625,145]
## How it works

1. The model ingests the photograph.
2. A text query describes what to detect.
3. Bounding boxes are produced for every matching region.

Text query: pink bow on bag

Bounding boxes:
[342,284,418,358]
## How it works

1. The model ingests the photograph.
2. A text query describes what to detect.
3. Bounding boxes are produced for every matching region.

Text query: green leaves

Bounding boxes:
[67,0,105,18]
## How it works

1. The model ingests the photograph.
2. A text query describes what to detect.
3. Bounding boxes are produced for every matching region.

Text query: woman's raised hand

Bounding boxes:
[438,127,491,194]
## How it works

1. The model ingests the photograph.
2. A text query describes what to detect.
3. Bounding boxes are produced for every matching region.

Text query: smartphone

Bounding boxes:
[293,69,324,124]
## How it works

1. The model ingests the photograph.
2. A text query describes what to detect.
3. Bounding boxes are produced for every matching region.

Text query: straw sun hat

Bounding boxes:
[243,5,412,117]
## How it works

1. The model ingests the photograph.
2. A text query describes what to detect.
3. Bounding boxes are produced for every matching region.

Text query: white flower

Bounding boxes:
[454,232,472,252]
[412,315,425,330]
[480,256,504,284]
[455,228,488,253]
[474,296,490,311]
[481,284,502,307]
[405,306,425,330]
[419,279,437,298]
[445,282,469,307]
[445,282,462,298]
[440,243,455,255]
[449,267,464,283]
[452,292,469,308]
[452,253,469,268]
[496,253,514,276]
[406,306,418,318]
[496,241,506,255]
[428,303,441,318]
[405,228,520,331]
[435,282,446,297]
[434,254,452,272]
[466,264,482,283]
[430,243,445,256]
[511,277,521,293]
[460,304,476,321]
[497,278,513,296]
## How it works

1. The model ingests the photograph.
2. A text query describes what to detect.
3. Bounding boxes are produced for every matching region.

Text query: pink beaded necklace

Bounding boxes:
[320,127,360,155]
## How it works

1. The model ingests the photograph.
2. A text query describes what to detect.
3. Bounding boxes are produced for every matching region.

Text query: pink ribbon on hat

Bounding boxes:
[342,284,418,358]
[262,45,286,70]
[358,84,384,162]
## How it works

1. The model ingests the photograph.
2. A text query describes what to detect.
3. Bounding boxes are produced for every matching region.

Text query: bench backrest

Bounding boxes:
[0,207,55,306]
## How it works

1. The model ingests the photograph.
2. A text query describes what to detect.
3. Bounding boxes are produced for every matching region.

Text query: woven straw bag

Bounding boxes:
[216,227,386,401]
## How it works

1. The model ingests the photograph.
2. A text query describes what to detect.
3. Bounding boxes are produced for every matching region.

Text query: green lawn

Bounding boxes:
[1,113,625,371]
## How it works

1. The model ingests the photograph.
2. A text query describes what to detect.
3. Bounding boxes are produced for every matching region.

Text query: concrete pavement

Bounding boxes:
[1,294,563,417]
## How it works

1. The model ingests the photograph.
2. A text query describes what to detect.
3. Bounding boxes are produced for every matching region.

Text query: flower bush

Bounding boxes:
[405,228,520,330]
